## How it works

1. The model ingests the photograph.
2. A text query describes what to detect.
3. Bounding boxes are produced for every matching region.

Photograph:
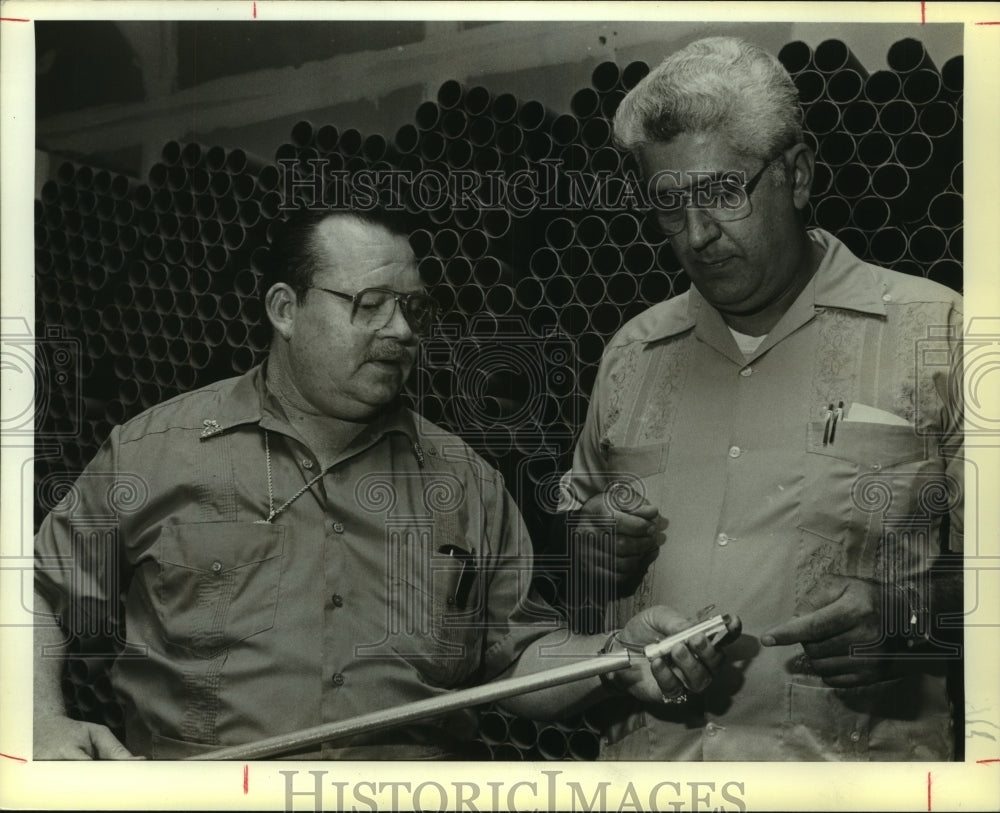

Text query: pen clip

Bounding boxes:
[829,400,844,444]
[822,403,834,446]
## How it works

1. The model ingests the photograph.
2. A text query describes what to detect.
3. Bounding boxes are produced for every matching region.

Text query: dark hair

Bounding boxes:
[261,202,412,303]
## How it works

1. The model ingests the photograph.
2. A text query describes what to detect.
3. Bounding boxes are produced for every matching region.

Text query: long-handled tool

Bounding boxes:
[187,615,730,761]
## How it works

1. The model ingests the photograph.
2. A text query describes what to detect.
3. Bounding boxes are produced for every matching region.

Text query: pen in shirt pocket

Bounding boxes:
[822,400,845,446]
[439,544,477,609]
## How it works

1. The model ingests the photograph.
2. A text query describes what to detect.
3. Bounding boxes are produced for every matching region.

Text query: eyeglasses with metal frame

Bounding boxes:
[310,286,439,335]
[648,154,784,236]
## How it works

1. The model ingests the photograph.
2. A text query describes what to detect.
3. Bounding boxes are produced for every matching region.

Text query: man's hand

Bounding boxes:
[34,715,142,760]
[608,606,742,704]
[572,485,666,597]
[761,575,895,688]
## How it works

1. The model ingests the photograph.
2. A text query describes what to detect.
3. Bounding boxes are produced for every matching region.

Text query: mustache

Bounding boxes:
[366,343,414,363]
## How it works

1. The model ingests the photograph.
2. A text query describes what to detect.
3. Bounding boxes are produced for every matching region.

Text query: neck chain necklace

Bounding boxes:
[255,430,326,524]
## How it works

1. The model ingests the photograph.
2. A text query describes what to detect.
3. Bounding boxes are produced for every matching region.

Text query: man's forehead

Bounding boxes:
[638,134,748,188]
[312,214,409,255]
[310,215,418,285]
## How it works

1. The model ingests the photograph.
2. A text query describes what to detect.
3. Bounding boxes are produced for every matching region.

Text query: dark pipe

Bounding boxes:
[918,101,958,138]
[552,114,580,147]
[590,244,622,276]
[437,79,465,110]
[778,40,813,75]
[902,68,942,105]
[814,39,868,75]
[870,163,909,200]
[908,225,948,264]
[316,124,339,152]
[570,87,600,119]
[815,195,852,232]
[868,226,909,265]
[622,60,650,89]
[833,162,871,199]
[818,131,856,167]
[804,100,841,136]
[927,191,962,230]
[851,196,892,230]
[798,78,833,117]
[856,132,894,166]
[894,131,934,169]
[887,38,937,74]
[415,101,440,131]
[826,69,866,104]
[464,85,492,117]
[491,93,520,125]
[941,55,963,95]
[864,70,902,104]
[878,100,917,136]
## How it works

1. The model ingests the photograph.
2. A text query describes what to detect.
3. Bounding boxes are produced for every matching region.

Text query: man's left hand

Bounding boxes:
[761,575,896,687]
[610,606,742,704]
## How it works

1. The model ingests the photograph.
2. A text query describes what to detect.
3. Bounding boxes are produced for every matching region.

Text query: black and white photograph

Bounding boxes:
[2,2,999,810]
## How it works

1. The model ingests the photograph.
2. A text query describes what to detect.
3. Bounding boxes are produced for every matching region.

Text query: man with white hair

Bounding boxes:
[557,36,963,760]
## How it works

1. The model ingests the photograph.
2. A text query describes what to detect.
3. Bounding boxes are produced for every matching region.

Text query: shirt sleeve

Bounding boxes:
[940,304,964,553]
[479,467,562,680]
[34,426,126,640]
[556,343,619,512]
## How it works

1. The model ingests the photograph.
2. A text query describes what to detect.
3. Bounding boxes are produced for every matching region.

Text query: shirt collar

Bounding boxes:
[808,227,888,316]
[201,362,421,448]
[637,227,886,345]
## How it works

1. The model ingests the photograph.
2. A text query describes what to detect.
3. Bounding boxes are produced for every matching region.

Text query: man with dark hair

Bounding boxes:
[34,204,739,759]
[557,36,964,760]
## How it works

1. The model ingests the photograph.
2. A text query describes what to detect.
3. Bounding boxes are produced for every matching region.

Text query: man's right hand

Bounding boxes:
[571,484,666,596]
[34,715,142,760]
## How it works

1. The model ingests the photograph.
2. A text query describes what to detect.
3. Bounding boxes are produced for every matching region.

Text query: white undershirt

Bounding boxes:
[729,327,767,356]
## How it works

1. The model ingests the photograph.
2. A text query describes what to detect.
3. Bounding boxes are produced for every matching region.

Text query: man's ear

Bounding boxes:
[788,142,815,211]
[265,283,299,341]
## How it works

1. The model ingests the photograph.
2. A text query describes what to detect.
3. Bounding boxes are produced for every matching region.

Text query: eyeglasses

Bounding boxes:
[310,286,439,335]
[647,155,782,236]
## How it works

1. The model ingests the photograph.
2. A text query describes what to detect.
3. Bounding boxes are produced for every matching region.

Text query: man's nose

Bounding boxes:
[379,301,418,343]
[685,208,722,251]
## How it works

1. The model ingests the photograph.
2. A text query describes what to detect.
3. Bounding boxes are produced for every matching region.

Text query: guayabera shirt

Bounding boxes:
[563,229,963,760]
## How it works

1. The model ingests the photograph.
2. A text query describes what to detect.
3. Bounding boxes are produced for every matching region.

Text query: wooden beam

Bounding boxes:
[35,20,698,157]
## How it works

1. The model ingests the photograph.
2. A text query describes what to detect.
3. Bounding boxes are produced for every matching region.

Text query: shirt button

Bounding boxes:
[739,366,752,377]
[211,561,222,573]
[716,533,730,546]
[882,293,892,302]
[728,445,742,458]
[301,458,314,470]
[871,463,882,471]
[331,594,344,608]
[332,521,345,534]
[332,672,345,686]
[850,730,861,742]
[705,722,717,737]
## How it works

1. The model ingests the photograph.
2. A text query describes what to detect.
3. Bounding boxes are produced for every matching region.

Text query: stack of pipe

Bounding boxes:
[780,38,962,289]
[471,705,603,761]
[35,37,961,759]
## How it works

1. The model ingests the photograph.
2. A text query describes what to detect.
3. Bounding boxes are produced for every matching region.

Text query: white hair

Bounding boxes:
[613,37,803,162]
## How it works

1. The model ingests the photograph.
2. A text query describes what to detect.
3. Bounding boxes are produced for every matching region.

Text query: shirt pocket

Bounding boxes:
[601,441,670,505]
[152,522,285,658]
[798,421,931,582]
[390,545,485,689]
[785,679,875,759]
